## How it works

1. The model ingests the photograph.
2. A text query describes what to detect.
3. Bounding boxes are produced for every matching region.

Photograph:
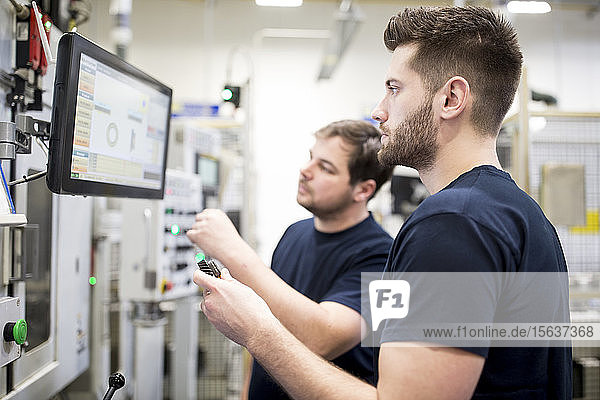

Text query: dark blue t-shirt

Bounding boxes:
[249,213,392,400]
[379,165,572,399]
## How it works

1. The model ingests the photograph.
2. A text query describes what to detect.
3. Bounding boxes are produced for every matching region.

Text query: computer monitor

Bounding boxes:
[47,32,172,199]
[196,154,219,189]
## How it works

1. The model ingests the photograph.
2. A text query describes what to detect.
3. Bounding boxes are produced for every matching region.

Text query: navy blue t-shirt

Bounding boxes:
[249,213,392,400]
[379,165,572,399]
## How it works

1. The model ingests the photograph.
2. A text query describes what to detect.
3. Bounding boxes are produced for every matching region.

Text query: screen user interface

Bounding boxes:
[70,53,170,189]
[197,155,219,188]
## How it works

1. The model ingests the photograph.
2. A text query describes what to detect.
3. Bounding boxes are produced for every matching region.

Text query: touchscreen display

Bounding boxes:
[69,53,170,190]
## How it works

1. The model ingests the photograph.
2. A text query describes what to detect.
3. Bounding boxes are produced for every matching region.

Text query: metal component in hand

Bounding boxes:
[196,259,222,279]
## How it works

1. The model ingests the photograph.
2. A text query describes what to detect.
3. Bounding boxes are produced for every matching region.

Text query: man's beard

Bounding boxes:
[378,99,439,171]
[297,184,354,220]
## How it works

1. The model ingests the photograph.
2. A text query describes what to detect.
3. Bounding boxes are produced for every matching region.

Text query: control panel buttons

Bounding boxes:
[160,279,174,294]
[3,319,27,345]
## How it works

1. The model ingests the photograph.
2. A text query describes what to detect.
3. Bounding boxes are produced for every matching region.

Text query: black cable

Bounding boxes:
[8,170,47,186]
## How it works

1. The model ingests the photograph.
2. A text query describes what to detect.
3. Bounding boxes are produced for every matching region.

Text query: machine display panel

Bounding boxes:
[196,154,219,188]
[48,33,172,198]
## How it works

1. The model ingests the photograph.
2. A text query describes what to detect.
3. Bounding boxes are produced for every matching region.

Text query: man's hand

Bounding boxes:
[194,267,280,349]
[195,270,378,400]
[188,212,362,362]
[186,209,252,267]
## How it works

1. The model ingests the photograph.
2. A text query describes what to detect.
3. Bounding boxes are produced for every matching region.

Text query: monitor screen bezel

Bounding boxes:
[48,32,172,199]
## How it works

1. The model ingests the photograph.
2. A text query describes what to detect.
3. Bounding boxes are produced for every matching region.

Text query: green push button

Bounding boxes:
[13,319,27,345]
[3,319,27,345]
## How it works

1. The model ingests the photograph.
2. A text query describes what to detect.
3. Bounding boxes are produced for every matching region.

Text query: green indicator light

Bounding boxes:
[221,88,233,101]
[195,253,205,263]
[44,21,52,31]
[89,276,97,285]
[13,319,27,345]
[165,208,174,214]
[171,224,180,235]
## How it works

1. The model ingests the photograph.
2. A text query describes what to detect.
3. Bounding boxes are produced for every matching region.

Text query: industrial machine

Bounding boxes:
[120,169,202,303]
[2,2,250,399]
[120,169,202,400]
[167,116,249,400]
[0,3,172,397]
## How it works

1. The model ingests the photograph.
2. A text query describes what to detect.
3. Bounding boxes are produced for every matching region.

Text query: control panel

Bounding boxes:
[0,297,27,367]
[120,169,203,302]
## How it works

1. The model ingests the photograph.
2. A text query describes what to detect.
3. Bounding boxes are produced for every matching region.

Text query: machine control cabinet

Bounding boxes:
[120,169,203,302]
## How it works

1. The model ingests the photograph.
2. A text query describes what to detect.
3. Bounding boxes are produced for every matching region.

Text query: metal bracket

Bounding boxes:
[4,70,44,113]
[0,115,50,160]
[16,114,50,140]
[0,121,18,159]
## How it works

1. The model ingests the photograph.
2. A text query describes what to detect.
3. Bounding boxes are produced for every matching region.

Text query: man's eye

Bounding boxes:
[320,165,333,173]
[387,86,399,95]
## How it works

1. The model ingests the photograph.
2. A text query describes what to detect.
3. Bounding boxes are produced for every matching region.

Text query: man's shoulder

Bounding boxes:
[403,186,483,232]
[407,167,541,231]
[282,217,314,235]
[344,214,393,246]
[283,215,392,257]
[393,167,563,273]
[273,218,312,246]
[290,217,314,228]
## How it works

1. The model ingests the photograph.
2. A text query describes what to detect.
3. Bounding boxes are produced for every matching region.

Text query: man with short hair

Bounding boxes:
[187,119,394,399]
[193,7,571,399]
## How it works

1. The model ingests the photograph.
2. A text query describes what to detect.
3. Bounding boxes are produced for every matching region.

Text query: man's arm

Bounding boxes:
[195,269,484,400]
[187,209,363,359]
[377,345,483,399]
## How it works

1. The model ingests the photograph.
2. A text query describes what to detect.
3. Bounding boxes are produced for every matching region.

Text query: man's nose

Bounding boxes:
[300,161,313,179]
[371,101,388,123]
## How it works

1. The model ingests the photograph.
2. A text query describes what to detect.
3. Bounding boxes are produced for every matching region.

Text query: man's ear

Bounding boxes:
[439,76,470,121]
[353,179,377,203]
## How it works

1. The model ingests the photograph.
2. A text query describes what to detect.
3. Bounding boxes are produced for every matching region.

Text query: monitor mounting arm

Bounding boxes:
[0,115,50,160]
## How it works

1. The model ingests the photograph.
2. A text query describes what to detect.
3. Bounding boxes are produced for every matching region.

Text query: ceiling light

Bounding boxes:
[507,1,551,14]
[255,0,303,7]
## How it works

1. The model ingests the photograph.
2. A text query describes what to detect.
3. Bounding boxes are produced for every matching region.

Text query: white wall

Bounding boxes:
[510,10,600,110]
[79,0,600,262]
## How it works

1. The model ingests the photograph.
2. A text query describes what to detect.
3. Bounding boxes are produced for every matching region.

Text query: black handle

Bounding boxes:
[102,372,125,400]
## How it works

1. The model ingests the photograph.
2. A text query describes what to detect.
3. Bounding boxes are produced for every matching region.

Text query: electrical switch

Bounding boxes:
[3,319,27,345]
[160,279,174,294]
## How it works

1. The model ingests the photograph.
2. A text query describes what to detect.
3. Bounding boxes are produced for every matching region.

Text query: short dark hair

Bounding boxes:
[315,120,394,199]
[384,7,523,135]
